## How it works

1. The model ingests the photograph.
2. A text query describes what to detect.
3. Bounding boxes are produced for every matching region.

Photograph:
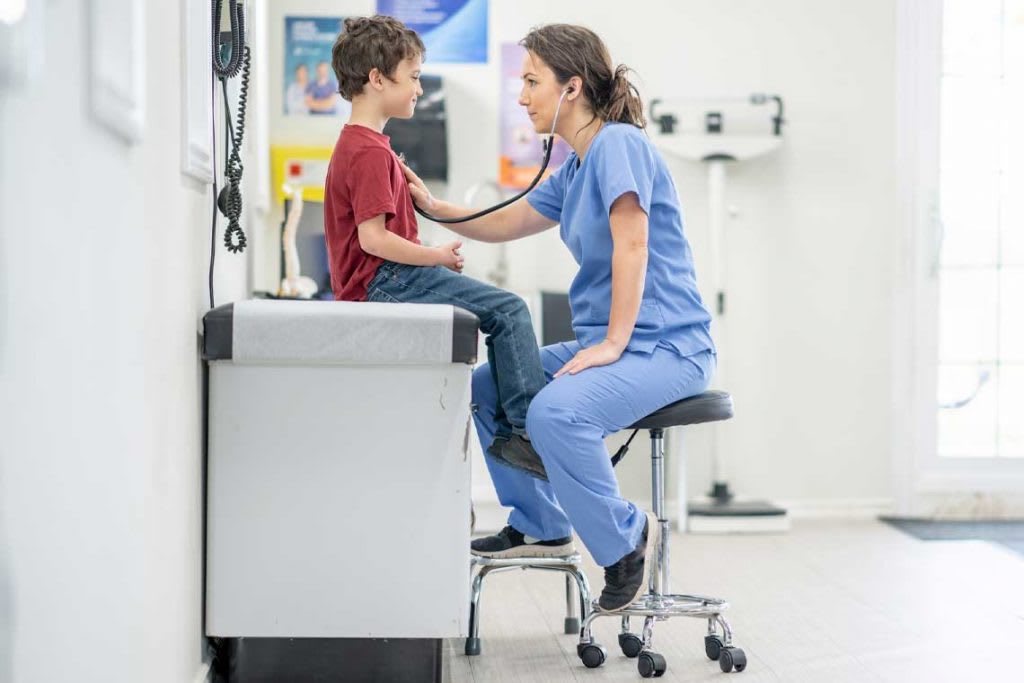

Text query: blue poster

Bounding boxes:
[283,16,352,118]
[376,0,488,64]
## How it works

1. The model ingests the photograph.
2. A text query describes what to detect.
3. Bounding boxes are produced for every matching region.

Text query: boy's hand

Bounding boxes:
[435,240,464,273]
[400,158,436,211]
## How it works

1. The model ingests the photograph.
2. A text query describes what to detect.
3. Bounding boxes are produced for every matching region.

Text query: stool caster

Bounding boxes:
[705,634,724,660]
[577,642,607,668]
[719,646,747,673]
[464,637,481,657]
[618,632,643,658]
[637,651,667,678]
[564,617,580,635]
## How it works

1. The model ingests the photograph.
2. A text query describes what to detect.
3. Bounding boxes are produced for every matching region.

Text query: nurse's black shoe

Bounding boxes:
[471,525,574,559]
[598,511,659,612]
[486,434,548,481]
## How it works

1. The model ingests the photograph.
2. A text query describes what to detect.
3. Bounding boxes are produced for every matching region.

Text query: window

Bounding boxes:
[936,0,1024,457]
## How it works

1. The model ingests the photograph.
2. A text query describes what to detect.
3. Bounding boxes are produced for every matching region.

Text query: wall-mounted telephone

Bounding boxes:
[212,0,250,254]
[208,0,250,308]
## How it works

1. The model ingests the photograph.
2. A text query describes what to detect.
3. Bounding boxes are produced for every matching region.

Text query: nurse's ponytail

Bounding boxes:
[606,64,645,128]
[520,24,646,131]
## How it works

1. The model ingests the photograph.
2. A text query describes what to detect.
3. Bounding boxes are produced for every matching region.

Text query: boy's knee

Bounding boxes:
[496,292,530,319]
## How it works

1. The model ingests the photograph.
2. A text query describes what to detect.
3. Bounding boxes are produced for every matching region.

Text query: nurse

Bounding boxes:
[402,24,716,612]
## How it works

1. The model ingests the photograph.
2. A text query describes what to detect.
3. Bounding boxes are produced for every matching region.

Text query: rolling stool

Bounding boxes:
[577,390,747,677]
[465,553,591,656]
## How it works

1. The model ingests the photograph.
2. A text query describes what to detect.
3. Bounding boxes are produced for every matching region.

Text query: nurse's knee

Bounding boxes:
[471,363,496,403]
[526,390,573,441]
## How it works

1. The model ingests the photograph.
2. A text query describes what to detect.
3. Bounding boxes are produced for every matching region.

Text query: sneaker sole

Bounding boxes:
[486,445,549,482]
[598,510,660,612]
[471,541,576,559]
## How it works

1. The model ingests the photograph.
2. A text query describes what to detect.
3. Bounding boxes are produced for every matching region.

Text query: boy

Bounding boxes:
[324,15,552,485]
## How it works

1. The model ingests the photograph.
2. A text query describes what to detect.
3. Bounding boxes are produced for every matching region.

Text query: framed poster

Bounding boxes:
[376,0,488,64]
[284,16,352,119]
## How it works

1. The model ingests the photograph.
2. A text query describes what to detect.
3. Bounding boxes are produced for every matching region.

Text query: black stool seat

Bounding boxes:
[629,390,733,430]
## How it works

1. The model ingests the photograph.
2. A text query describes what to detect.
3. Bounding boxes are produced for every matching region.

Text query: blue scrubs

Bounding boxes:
[472,123,716,567]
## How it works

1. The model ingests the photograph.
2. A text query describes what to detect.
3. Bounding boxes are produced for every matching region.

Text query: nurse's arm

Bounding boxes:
[605,192,649,352]
[402,161,555,242]
[424,198,556,243]
[553,192,648,377]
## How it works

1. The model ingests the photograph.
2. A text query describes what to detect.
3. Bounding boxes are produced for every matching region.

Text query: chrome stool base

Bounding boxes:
[577,423,747,677]
[578,591,746,675]
[466,553,591,656]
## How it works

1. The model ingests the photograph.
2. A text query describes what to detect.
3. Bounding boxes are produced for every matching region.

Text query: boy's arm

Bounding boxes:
[357,214,463,271]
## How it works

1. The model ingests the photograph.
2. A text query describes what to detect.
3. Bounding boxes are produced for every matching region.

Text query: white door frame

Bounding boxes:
[893,0,1024,517]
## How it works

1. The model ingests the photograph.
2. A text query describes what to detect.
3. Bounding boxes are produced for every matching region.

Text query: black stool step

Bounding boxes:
[630,390,733,430]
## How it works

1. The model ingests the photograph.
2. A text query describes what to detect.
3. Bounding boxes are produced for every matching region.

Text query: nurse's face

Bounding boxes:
[519,51,566,134]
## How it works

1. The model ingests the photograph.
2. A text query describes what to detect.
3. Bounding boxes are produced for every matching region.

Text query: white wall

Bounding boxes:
[0,2,248,681]
[257,0,901,513]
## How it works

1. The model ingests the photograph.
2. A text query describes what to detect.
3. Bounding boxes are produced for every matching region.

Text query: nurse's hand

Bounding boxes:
[554,339,625,377]
[401,159,436,211]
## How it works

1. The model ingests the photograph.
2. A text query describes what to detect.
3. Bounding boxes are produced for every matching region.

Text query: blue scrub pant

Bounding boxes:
[472,340,715,567]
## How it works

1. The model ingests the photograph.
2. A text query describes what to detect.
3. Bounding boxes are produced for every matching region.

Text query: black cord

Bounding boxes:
[207,0,248,310]
[218,47,250,254]
[211,0,245,79]
[610,429,640,467]
[209,56,219,310]
[411,138,554,224]
[209,154,218,309]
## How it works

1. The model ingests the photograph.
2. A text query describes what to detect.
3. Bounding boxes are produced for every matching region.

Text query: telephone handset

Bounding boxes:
[212,0,249,255]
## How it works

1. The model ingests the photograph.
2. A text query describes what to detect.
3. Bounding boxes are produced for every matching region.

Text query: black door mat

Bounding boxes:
[880,517,1024,558]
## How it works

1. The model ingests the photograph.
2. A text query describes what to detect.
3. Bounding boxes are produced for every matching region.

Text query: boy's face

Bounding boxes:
[382,54,424,119]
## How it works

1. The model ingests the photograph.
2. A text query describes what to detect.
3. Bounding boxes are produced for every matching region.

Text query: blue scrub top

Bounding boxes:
[527,122,715,358]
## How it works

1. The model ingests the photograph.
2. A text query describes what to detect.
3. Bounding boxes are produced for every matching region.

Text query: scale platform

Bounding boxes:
[687,498,791,533]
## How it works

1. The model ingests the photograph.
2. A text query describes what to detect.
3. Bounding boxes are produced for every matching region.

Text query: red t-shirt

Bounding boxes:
[324,124,420,301]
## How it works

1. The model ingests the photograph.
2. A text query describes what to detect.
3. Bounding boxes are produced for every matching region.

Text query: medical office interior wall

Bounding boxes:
[0,2,252,682]
[261,0,901,515]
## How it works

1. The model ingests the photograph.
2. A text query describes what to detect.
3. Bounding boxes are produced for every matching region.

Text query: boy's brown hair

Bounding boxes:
[332,15,425,101]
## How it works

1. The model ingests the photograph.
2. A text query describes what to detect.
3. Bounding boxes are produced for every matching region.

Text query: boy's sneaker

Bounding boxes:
[597,511,660,612]
[486,434,548,481]
[471,525,574,559]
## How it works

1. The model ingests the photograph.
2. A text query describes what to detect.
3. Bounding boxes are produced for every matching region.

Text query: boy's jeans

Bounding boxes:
[366,261,546,440]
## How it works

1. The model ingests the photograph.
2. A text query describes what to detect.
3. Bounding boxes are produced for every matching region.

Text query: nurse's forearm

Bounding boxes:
[606,244,648,351]
[422,199,512,242]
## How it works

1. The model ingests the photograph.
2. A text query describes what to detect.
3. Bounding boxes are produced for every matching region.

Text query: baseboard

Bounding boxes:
[775,497,894,519]
[472,497,895,535]
[901,491,1024,519]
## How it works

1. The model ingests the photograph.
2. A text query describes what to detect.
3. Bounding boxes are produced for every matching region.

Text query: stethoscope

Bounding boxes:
[411,87,573,224]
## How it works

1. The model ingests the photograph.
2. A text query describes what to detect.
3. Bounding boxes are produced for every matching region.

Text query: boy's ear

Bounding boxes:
[367,67,385,91]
